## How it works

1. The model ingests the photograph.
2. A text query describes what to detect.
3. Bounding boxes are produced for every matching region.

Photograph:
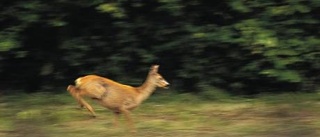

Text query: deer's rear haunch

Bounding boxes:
[67,65,169,132]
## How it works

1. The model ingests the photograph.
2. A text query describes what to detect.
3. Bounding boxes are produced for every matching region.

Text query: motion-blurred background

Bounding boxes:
[1,0,320,95]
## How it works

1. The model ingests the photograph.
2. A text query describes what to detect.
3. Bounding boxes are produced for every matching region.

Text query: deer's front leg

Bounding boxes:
[113,111,120,128]
[120,108,136,132]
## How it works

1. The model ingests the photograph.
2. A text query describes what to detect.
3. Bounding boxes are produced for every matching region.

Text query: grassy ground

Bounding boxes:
[1,91,320,137]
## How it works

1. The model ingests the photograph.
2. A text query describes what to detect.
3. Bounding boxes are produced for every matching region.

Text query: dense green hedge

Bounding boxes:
[1,0,320,94]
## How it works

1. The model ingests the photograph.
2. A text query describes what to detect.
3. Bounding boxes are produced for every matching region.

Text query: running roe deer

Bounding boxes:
[67,65,169,132]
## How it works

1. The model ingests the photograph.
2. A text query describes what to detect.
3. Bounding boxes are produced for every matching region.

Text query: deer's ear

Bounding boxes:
[153,65,159,70]
[150,65,159,73]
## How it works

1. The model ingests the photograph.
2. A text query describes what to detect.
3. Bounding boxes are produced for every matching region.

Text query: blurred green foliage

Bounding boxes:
[0,0,320,94]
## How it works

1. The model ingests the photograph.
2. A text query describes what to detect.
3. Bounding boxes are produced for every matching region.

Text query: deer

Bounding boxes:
[67,65,169,132]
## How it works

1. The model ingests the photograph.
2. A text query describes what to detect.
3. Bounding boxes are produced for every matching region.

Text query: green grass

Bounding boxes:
[1,92,320,137]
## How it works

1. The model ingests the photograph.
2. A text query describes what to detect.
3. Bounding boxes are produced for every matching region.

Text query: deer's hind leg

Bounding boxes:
[67,85,84,108]
[67,85,97,117]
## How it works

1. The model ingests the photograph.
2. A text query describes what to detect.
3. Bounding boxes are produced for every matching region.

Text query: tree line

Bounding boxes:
[1,0,320,94]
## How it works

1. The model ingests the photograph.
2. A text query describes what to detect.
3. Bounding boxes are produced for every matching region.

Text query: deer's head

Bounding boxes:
[149,65,170,89]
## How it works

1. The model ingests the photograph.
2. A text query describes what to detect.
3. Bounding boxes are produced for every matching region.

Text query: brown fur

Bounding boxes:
[67,65,169,132]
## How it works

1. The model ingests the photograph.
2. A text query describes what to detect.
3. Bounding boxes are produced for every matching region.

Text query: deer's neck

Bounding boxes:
[136,75,157,103]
